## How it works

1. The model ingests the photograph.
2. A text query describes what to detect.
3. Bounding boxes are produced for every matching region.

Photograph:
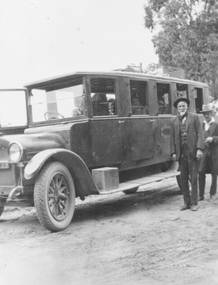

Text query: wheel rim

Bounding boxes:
[48,172,71,221]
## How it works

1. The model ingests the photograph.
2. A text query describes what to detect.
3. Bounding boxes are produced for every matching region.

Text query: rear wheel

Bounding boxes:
[34,161,75,232]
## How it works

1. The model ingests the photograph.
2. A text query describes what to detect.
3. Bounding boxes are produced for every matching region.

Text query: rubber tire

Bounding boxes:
[0,206,4,217]
[34,161,75,232]
[123,187,139,195]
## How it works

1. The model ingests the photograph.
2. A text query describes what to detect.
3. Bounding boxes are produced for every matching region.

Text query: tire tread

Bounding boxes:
[34,161,75,232]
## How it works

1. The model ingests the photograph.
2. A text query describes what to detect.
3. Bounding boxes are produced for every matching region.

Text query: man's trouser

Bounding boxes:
[199,147,217,197]
[179,144,198,206]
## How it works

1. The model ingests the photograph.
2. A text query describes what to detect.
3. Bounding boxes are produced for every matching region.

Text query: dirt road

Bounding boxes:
[0,176,218,285]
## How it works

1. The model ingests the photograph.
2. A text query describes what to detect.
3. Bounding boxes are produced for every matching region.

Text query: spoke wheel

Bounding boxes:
[34,162,75,232]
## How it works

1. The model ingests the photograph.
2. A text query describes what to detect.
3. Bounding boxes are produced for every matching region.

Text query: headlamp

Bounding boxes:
[8,142,23,163]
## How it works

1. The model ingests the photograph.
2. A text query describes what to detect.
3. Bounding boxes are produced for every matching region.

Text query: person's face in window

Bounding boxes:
[109,102,115,114]
[132,98,140,106]
[158,98,165,106]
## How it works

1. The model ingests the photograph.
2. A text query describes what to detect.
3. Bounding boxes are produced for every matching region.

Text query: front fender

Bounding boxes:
[24,148,99,197]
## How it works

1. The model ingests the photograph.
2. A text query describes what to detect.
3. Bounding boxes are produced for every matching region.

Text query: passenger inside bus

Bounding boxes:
[156,83,171,114]
[92,93,109,116]
[92,93,117,116]
[72,99,84,116]
[158,97,166,114]
[108,99,116,115]
[131,97,143,115]
[157,95,170,114]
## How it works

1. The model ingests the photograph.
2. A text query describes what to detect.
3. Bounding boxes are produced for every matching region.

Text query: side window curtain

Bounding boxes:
[130,80,148,115]
[90,78,117,116]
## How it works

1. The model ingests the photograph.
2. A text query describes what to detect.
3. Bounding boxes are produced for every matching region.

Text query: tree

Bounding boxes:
[144,0,218,98]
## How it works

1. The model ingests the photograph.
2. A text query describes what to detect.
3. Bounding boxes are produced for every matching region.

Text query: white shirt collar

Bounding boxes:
[204,117,215,125]
[204,117,215,131]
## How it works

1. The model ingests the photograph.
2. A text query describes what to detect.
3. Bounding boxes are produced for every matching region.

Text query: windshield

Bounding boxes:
[0,90,27,128]
[30,84,85,123]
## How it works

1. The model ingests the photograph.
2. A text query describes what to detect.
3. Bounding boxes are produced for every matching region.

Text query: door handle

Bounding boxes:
[119,121,125,124]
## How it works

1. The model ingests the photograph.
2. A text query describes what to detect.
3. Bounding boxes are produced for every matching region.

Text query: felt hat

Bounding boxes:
[173,97,190,108]
[200,104,214,113]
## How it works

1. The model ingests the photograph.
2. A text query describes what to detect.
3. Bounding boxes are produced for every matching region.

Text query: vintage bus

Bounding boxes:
[0,71,209,231]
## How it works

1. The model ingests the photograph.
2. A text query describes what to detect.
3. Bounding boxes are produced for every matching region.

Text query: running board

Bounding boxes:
[98,168,180,195]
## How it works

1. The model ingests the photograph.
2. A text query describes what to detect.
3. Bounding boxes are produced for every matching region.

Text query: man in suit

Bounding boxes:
[198,104,218,201]
[171,97,204,211]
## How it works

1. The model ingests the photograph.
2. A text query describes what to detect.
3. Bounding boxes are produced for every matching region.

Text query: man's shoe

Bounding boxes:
[198,196,204,201]
[180,204,190,211]
[191,205,198,211]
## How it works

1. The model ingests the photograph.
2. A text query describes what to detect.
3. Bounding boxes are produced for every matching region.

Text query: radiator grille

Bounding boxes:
[0,166,17,186]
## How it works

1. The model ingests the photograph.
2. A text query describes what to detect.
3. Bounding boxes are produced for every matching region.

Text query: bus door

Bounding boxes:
[130,117,155,161]
[129,80,155,161]
[89,77,124,166]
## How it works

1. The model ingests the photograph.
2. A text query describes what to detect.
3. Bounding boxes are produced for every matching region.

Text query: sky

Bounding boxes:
[0,0,158,87]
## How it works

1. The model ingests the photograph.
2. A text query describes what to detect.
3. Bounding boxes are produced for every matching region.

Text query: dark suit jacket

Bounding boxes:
[198,120,218,174]
[171,112,204,160]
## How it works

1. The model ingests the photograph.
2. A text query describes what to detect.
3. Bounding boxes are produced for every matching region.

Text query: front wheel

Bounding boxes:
[34,161,75,232]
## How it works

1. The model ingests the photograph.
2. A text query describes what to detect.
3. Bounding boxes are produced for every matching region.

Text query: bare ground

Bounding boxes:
[0,175,218,285]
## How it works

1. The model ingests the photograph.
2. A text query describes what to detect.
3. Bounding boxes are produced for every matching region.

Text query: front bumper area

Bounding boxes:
[0,184,34,207]
[6,185,24,202]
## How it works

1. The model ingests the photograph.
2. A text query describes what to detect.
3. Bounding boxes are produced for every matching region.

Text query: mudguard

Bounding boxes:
[24,148,99,198]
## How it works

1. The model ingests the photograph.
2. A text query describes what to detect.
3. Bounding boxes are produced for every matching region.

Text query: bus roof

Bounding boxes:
[25,71,208,89]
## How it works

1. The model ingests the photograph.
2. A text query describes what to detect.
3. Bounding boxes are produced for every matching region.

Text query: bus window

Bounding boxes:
[31,85,84,122]
[130,80,148,115]
[176,83,188,98]
[90,78,117,116]
[194,88,203,113]
[157,83,171,114]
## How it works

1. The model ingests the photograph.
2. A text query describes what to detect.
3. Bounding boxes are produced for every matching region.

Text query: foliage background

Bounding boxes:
[143,0,218,99]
